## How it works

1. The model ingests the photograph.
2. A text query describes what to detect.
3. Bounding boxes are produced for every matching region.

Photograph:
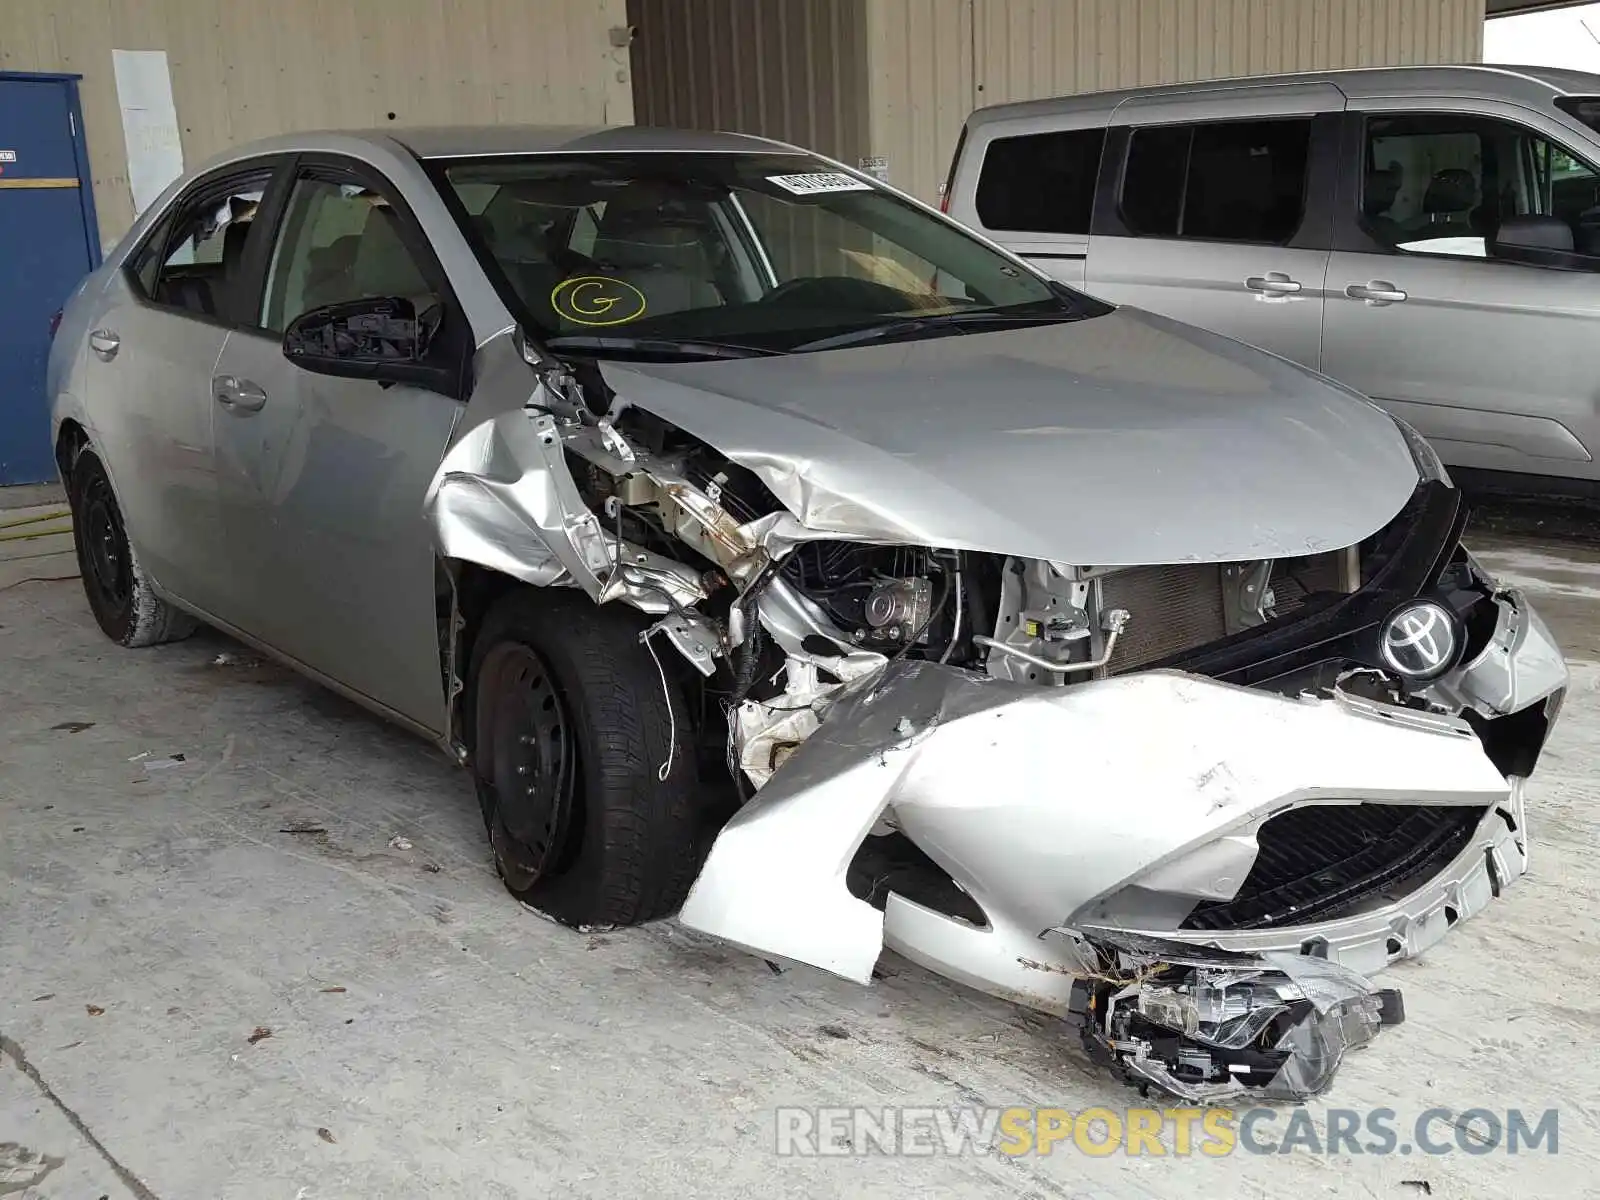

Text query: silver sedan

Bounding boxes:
[49,125,1567,1102]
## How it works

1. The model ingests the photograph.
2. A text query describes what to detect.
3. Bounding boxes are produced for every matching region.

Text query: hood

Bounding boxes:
[598,307,1420,566]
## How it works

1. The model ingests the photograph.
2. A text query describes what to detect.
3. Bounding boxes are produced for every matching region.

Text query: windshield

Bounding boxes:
[435,153,1105,354]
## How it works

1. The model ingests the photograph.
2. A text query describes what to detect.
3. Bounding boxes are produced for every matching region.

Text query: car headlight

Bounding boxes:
[1393,415,1452,486]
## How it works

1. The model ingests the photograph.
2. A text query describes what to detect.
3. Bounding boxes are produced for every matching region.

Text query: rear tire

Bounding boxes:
[68,447,198,648]
[466,588,703,927]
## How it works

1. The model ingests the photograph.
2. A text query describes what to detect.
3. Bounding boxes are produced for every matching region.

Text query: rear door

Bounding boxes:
[0,74,96,485]
[1085,84,1345,369]
[946,120,1107,289]
[1321,102,1600,482]
[78,159,285,613]
[210,154,467,729]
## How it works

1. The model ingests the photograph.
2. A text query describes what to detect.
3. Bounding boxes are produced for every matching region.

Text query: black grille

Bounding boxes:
[1183,803,1486,932]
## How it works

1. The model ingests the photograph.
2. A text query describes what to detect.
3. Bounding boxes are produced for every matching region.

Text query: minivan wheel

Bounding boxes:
[68,448,197,647]
[467,588,702,927]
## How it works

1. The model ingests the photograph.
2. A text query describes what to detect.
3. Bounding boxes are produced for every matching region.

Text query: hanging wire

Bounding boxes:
[639,625,678,782]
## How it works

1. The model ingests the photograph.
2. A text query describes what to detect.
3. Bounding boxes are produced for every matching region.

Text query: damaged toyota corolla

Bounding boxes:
[52,127,1566,1102]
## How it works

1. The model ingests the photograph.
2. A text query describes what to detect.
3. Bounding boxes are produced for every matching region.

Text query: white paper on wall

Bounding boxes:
[112,49,184,219]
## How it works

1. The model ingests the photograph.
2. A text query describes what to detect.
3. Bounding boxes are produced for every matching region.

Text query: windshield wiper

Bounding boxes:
[789,309,1078,353]
[543,334,776,361]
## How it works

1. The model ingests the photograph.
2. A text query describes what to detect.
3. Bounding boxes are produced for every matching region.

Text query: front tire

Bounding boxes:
[467,588,703,927]
[68,448,197,648]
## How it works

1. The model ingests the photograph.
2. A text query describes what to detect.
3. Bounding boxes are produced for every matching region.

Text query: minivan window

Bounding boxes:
[1557,96,1600,135]
[974,128,1106,234]
[1362,113,1600,260]
[1120,118,1312,245]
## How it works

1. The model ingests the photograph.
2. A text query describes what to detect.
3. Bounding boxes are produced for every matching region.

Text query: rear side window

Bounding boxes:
[1120,118,1312,245]
[974,128,1106,234]
[129,170,275,321]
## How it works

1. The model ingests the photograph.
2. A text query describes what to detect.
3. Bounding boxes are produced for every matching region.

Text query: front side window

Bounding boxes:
[261,176,437,334]
[435,153,1103,354]
[974,128,1106,234]
[135,170,272,320]
[1361,112,1600,261]
[1120,119,1312,245]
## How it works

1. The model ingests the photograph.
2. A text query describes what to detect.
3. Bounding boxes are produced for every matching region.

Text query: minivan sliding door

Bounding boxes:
[1086,84,1345,370]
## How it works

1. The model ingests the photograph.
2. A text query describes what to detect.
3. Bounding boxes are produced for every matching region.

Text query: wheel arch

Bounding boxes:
[443,560,549,754]
[55,417,90,484]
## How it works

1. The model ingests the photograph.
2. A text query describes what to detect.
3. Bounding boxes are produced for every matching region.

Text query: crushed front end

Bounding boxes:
[680,468,1564,994]
[428,340,1565,1103]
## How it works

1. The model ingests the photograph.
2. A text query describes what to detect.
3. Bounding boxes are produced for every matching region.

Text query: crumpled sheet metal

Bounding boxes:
[1069,932,1404,1104]
[424,404,707,614]
[1427,586,1567,718]
[602,371,999,552]
[678,659,1511,1007]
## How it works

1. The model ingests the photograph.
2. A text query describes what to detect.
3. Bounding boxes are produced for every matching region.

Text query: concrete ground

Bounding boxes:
[2,530,1597,1199]
[0,486,73,594]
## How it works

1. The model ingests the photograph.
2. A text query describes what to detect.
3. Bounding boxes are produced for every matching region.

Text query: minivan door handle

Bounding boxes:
[1346,281,1408,305]
[213,374,268,413]
[1245,272,1303,295]
[88,329,121,360]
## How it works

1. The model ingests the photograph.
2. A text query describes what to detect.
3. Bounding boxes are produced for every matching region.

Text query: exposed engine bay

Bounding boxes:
[424,335,1568,1103]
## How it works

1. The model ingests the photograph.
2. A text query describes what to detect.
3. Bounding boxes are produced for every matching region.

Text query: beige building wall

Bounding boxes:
[0,0,634,245]
[867,0,1490,203]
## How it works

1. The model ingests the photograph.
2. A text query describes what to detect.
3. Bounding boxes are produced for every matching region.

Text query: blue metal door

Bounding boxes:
[0,73,98,485]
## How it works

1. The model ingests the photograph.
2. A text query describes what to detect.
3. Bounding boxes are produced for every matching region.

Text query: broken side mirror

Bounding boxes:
[283,296,460,396]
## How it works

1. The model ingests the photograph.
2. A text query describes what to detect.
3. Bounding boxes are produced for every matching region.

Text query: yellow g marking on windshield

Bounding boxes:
[551,276,648,326]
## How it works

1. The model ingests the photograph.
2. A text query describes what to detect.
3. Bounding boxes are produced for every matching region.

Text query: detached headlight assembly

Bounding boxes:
[1393,415,1452,486]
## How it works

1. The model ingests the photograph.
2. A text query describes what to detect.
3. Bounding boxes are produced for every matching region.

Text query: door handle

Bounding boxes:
[89,329,121,360]
[1245,272,1303,295]
[213,374,268,413]
[1346,281,1408,305]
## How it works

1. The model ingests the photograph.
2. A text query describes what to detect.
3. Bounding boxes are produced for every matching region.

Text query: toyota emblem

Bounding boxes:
[1379,600,1460,681]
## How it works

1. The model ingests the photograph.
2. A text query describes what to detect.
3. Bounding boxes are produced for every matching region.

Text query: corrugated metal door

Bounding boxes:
[627,0,871,166]
[0,74,96,485]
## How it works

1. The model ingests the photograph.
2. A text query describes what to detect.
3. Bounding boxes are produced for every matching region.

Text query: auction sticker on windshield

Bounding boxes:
[767,172,874,195]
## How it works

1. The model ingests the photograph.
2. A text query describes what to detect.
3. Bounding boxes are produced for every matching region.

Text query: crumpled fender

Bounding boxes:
[678,663,1510,997]
[422,355,709,614]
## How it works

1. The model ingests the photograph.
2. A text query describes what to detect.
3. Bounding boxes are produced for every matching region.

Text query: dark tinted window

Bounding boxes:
[1120,125,1189,236]
[974,128,1106,233]
[1557,96,1600,135]
[1121,118,1312,244]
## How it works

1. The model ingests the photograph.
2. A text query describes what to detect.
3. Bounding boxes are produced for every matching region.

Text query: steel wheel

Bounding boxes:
[78,469,132,620]
[478,641,578,886]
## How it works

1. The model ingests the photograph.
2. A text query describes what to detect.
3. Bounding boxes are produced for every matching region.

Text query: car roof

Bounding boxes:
[965,62,1600,127]
[214,124,807,162]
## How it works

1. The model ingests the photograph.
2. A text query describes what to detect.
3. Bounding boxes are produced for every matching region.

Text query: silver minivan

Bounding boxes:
[944,65,1600,494]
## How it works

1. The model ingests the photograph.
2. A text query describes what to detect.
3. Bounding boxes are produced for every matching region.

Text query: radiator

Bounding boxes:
[1098,552,1345,673]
